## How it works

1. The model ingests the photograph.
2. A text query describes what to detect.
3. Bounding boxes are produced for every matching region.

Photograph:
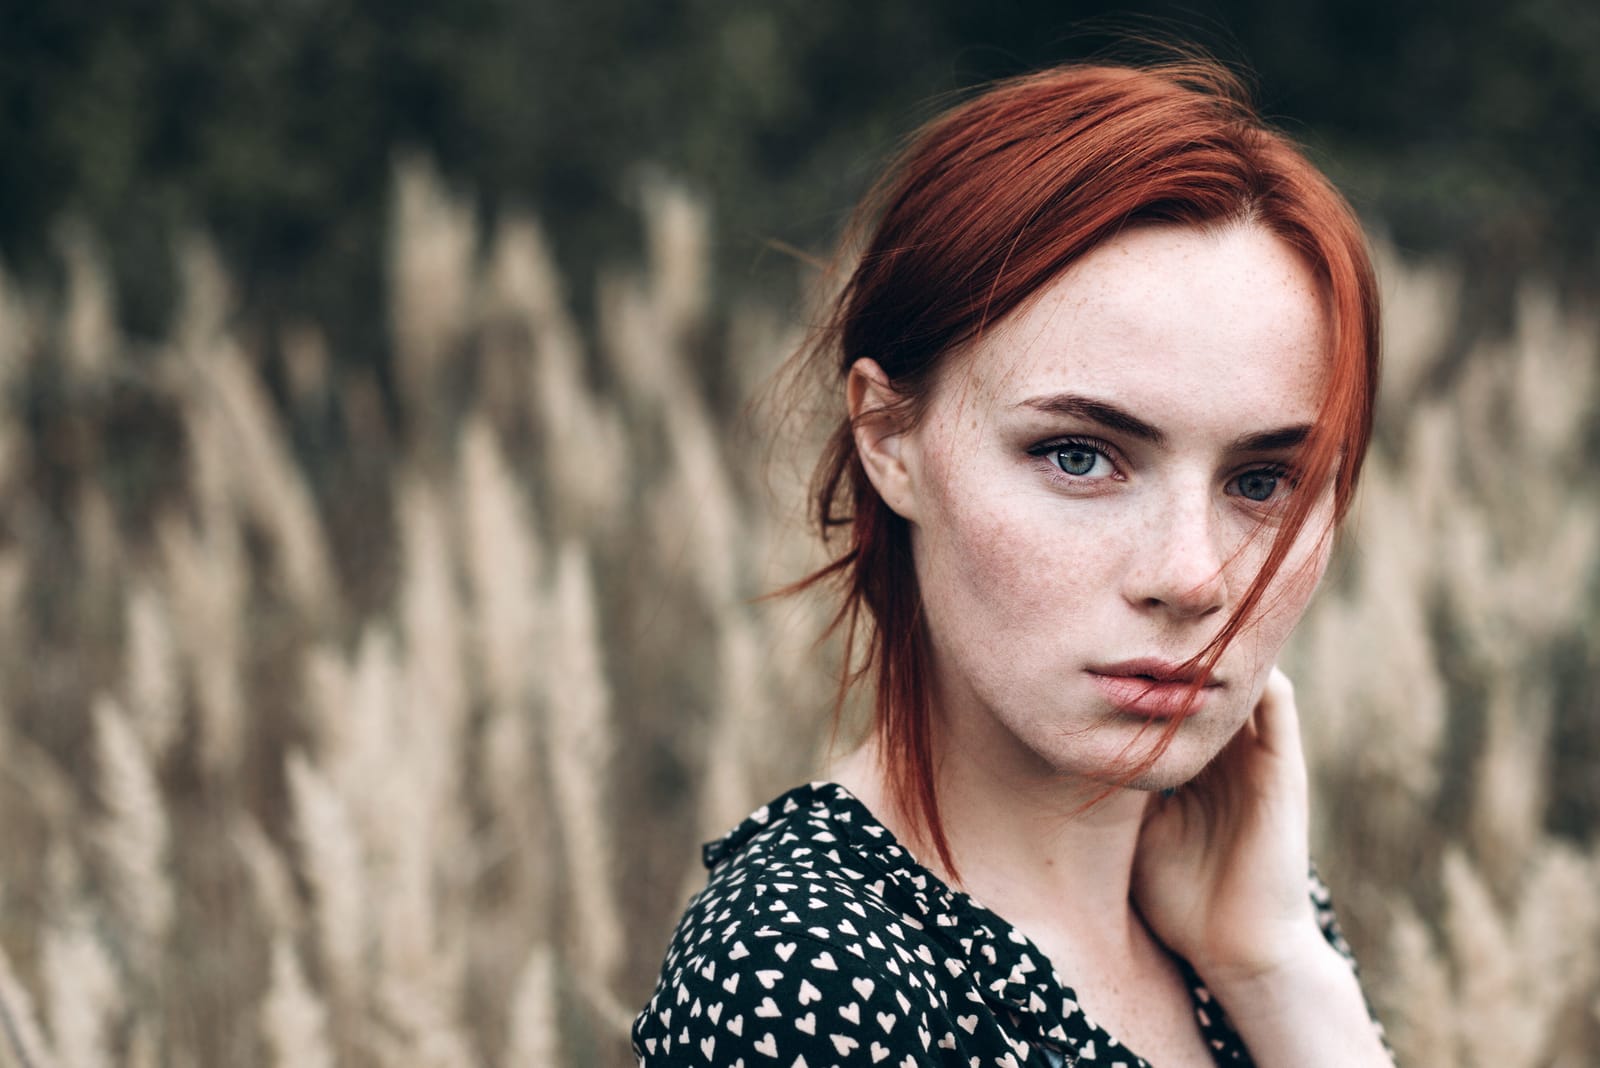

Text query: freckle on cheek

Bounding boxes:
[958,510,1034,585]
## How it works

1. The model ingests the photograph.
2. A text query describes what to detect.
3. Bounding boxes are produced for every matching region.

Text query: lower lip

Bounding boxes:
[1088,673,1217,718]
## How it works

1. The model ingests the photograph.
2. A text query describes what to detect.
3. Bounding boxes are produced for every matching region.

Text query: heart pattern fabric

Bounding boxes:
[633,782,1374,1066]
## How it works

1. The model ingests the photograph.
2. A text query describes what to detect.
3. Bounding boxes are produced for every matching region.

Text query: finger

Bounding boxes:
[1195,713,1257,793]
[1251,665,1304,762]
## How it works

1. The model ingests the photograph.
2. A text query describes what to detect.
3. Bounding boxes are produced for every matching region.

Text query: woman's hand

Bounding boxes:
[1129,666,1322,986]
[1131,667,1396,1066]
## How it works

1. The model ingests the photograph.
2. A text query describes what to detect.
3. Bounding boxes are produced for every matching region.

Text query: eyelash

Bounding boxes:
[1227,464,1298,508]
[1026,436,1122,480]
[1026,437,1300,506]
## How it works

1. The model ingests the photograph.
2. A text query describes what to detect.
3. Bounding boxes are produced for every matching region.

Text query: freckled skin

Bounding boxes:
[895,223,1335,790]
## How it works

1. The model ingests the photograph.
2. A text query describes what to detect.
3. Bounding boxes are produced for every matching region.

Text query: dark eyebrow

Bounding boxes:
[1017,393,1166,446]
[1018,393,1314,455]
[1229,425,1312,453]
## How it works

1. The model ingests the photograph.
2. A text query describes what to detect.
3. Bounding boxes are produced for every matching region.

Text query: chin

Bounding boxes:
[1067,728,1231,792]
[1117,763,1205,793]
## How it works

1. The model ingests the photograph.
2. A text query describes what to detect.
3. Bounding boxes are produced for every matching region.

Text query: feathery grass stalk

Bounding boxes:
[641,178,709,340]
[397,478,468,812]
[544,543,624,1005]
[285,753,366,1019]
[1443,849,1535,1067]
[92,696,172,978]
[0,942,55,1068]
[57,222,116,384]
[260,939,332,1068]
[0,991,41,1068]
[390,155,474,431]
[326,628,400,832]
[231,818,299,937]
[122,587,180,765]
[157,514,246,777]
[1381,904,1456,1063]
[41,916,116,1068]
[398,477,467,714]
[459,418,543,719]
[485,216,626,532]
[184,339,337,618]
[654,384,744,609]
[373,976,474,1068]
[695,616,762,843]
[506,945,560,1066]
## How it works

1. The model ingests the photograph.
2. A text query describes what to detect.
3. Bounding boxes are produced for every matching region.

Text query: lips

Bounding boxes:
[1086,658,1222,718]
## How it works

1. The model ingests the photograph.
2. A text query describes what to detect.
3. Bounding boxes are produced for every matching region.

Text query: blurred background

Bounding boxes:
[0,2,1595,1066]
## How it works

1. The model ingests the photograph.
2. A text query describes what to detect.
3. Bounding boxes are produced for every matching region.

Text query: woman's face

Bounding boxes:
[855,223,1336,789]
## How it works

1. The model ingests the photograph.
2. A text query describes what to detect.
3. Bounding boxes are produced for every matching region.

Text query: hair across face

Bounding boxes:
[793,58,1380,876]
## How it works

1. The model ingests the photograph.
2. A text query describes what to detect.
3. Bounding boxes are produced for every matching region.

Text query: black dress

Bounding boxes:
[633,782,1376,1067]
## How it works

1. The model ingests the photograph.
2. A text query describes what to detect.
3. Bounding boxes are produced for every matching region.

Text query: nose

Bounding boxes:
[1123,486,1228,620]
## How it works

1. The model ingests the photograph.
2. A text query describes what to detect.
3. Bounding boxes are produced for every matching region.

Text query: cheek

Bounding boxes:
[1234,521,1333,654]
[915,490,1031,620]
[911,494,1072,710]
[913,461,1127,641]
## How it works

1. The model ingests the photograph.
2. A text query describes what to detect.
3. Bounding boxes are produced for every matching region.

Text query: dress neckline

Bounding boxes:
[704,780,1248,1067]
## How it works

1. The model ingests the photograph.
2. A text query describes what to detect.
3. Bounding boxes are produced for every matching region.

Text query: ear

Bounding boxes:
[847,358,920,523]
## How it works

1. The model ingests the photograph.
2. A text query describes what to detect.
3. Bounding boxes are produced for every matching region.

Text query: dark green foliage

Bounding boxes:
[1,0,1595,357]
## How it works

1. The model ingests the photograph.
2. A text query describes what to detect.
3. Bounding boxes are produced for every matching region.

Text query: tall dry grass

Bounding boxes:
[0,159,1594,1067]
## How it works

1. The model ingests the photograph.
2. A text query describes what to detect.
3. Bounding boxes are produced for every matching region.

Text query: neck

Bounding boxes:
[828,723,1154,970]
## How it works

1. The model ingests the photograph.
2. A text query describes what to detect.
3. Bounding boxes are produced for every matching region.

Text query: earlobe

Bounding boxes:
[847,358,919,522]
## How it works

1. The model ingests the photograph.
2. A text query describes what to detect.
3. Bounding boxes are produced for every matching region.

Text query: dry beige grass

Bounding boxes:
[261,937,334,1068]
[0,939,57,1068]
[0,158,1593,1066]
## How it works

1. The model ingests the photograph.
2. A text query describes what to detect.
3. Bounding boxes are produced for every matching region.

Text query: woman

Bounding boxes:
[634,56,1395,1067]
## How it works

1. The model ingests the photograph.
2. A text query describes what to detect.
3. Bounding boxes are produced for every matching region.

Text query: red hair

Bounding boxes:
[787,58,1379,878]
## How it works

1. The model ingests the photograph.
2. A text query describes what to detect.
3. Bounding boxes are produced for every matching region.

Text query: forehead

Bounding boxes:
[947,223,1330,429]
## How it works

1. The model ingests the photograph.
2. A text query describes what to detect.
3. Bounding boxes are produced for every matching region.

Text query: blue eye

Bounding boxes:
[1030,439,1116,478]
[1053,445,1101,476]
[1231,468,1291,503]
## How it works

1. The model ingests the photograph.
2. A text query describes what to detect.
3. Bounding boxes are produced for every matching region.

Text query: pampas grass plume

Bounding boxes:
[390,155,474,423]
[642,178,709,338]
[260,938,332,1068]
[286,752,366,1012]
[157,514,246,777]
[41,916,116,1068]
[122,586,181,765]
[484,215,628,531]
[545,543,624,1001]
[1382,903,1456,1066]
[0,941,58,1068]
[57,222,116,384]
[459,418,542,717]
[231,817,300,937]
[506,944,561,1066]
[1442,849,1532,1068]
[92,695,172,973]
[397,478,468,793]
[192,339,337,617]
